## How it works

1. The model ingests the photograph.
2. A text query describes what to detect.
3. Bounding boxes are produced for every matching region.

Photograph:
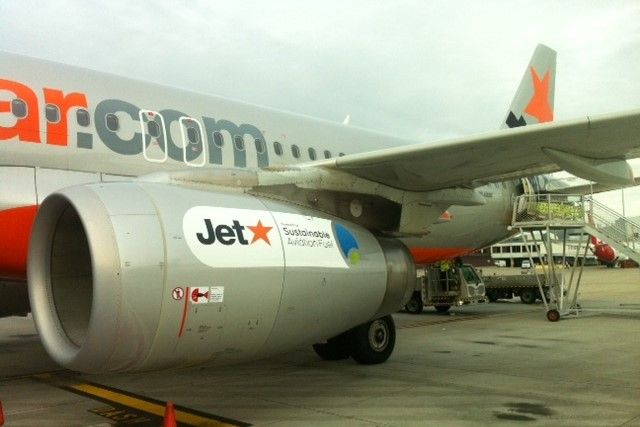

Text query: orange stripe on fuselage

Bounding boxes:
[409,247,473,264]
[0,205,37,280]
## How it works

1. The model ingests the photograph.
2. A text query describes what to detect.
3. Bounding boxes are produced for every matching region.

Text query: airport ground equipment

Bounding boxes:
[404,263,486,314]
[481,267,552,304]
[512,193,640,321]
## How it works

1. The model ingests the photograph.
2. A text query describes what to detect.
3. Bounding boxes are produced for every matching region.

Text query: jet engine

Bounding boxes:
[28,182,415,373]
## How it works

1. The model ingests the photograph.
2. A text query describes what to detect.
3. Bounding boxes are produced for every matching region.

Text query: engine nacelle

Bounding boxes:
[28,182,414,373]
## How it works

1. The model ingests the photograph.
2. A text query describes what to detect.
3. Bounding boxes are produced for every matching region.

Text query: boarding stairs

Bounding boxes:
[512,194,640,264]
[509,194,640,321]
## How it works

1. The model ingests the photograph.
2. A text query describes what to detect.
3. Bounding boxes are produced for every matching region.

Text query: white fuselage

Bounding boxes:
[0,51,516,281]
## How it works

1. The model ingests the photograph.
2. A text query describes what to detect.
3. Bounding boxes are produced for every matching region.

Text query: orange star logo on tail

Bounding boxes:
[524,67,553,123]
[247,220,272,245]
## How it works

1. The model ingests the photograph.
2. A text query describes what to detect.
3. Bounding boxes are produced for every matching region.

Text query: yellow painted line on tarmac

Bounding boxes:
[69,382,248,427]
[32,373,250,426]
[70,383,172,419]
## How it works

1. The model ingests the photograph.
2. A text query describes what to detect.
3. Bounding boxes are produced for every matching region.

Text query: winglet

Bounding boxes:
[502,44,557,129]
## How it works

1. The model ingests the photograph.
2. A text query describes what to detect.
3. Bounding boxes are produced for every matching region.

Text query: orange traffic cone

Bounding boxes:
[0,400,5,426]
[163,401,177,427]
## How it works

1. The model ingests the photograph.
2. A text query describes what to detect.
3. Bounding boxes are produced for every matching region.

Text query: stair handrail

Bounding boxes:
[584,196,640,252]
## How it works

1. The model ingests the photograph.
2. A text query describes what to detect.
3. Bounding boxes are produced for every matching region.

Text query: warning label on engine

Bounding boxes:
[190,286,224,304]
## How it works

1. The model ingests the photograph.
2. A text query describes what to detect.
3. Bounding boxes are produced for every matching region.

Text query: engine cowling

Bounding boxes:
[28,182,415,373]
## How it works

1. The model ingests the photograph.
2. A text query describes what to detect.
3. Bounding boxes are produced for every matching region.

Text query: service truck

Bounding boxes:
[404,263,487,314]
[480,266,553,304]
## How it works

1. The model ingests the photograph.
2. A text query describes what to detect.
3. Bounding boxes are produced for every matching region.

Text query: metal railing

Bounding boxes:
[512,194,640,256]
[513,194,587,227]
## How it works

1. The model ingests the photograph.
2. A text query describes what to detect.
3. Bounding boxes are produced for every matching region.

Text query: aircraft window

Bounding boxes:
[461,265,480,284]
[11,99,27,118]
[213,131,224,147]
[186,126,200,144]
[308,147,317,160]
[45,104,60,123]
[105,114,119,132]
[76,109,90,127]
[324,150,332,159]
[291,144,300,158]
[254,138,265,154]
[338,152,345,157]
[273,141,283,156]
[147,121,160,138]
[234,135,245,151]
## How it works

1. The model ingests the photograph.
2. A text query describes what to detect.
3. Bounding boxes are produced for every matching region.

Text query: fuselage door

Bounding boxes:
[139,110,167,163]
[516,177,536,214]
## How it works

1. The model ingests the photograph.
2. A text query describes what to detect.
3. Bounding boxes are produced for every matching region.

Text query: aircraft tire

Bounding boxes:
[350,315,395,365]
[404,291,423,314]
[312,334,351,360]
[435,304,451,313]
[519,289,537,304]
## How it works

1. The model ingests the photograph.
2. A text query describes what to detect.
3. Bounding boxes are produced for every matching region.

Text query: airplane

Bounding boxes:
[591,235,618,266]
[1,44,639,373]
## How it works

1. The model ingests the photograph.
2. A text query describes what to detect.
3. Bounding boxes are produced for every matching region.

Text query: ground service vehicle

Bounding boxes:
[404,263,486,314]
[481,267,551,304]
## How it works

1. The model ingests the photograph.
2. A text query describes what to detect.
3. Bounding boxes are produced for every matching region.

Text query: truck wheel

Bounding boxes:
[404,291,423,314]
[487,290,498,302]
[312,333,351,360]
[520,289,536,304]
[546,309,560,322]
[435,305,451,313]
[350,315,395,365]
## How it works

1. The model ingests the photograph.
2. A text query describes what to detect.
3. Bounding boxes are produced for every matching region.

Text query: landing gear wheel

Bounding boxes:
[312,334,351,360]
[546,309,560,322]
[404,291,423,314]
[350,315,396,365]
[435,304,451,313]
[520,289,536,304]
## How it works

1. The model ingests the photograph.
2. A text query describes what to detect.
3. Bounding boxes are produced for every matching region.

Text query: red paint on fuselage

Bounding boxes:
[409,247,473,264]
[0,205,37,280]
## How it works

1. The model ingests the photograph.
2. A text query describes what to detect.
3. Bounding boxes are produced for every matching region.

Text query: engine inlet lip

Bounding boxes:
[28,186,122,372]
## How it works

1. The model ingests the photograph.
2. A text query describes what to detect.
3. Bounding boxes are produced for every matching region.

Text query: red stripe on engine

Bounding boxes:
[0,205,37,280]
[178,287,190,338]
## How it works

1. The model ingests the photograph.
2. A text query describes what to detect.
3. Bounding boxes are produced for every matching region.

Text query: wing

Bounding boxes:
[147,109,640,236]
[311,109,640,192]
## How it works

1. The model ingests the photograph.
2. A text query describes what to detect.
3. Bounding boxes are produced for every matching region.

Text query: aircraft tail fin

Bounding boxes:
[502,44,556,129]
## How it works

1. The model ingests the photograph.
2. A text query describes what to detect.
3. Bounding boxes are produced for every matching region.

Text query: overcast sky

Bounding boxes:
[1,0,639,216]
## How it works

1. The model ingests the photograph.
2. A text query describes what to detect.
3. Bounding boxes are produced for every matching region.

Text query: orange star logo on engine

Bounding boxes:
[247,220,273,245]
[524,67,553,123]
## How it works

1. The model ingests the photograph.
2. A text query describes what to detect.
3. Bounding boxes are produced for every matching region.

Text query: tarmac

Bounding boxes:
[0,266,638,426]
